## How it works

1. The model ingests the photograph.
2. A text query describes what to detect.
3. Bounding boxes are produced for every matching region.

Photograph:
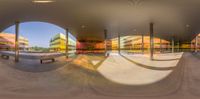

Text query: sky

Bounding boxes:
[3,22,73,48]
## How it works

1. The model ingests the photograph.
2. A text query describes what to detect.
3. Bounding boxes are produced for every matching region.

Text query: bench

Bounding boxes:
[40,56,55,64]
[1,54,9,59]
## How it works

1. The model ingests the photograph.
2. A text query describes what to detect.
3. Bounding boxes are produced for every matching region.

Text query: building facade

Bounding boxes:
[50,33,76,53]
[0,33,29,51]
[190,34,200,51]
[76,39,105,54]
[110,35,170,53]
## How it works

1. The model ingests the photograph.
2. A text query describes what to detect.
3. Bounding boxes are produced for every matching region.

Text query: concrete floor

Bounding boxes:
[0,52,199,99]
[97,52,183,85]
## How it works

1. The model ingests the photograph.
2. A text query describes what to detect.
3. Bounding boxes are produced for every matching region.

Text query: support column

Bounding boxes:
[141,34,144,54]
[65,28,69,58]
[191,41,193,52]
[195,36,198,52]
[118,32,121,55]
[177,41,180,52]
[15,21,20,62]
[198,36,199,51]
[168,43,170,51]
[172,37,174,53]
[150,22,154,60]
[160,38,162,53]
[104,29,108,56]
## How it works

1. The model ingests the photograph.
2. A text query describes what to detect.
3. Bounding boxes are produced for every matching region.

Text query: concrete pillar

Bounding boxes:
[191,41,193,52]
[15,21,20,62]
[150,22,154,60]
[118,32,121,54]
[160,38,162,53]
[66,28,69,58]
[168,43,170,51]
[132,37,135,53]
[198,36,199,51]
[104,29,108,56]
[141,34,144,54]
[195,36,198,52]
[172,37,174,53]
[177,41,180,52]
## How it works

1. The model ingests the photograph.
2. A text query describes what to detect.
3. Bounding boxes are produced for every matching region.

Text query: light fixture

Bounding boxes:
[81,25,86,29]
[32,0,55,3]
[186,24,190,28]
[128,0,142,6]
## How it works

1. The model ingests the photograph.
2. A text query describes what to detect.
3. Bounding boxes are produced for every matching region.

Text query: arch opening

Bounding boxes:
[0,21,77,72]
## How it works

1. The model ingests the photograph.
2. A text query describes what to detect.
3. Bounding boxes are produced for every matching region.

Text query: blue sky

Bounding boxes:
[3,22,74,48]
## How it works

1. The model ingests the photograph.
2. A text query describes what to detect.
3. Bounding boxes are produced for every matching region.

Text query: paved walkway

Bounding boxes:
[97,53,183,85]
[0,52,199,99]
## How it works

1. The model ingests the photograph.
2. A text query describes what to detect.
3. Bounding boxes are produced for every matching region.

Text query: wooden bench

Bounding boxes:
[1,54,9,59]
[40,56,55,64]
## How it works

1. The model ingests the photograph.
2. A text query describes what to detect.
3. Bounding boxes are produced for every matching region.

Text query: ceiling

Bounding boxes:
[0,0,200,42]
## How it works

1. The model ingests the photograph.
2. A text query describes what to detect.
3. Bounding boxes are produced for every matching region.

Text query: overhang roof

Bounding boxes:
[0,0,200,42]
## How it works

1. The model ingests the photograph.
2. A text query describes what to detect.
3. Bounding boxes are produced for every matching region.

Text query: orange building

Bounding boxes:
[191,34,200,49]
[110,36,170,53]
[0,33,29,51]
[76,39,105,54]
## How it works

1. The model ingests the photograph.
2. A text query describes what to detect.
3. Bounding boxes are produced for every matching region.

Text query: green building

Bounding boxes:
[50,33,76,53]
